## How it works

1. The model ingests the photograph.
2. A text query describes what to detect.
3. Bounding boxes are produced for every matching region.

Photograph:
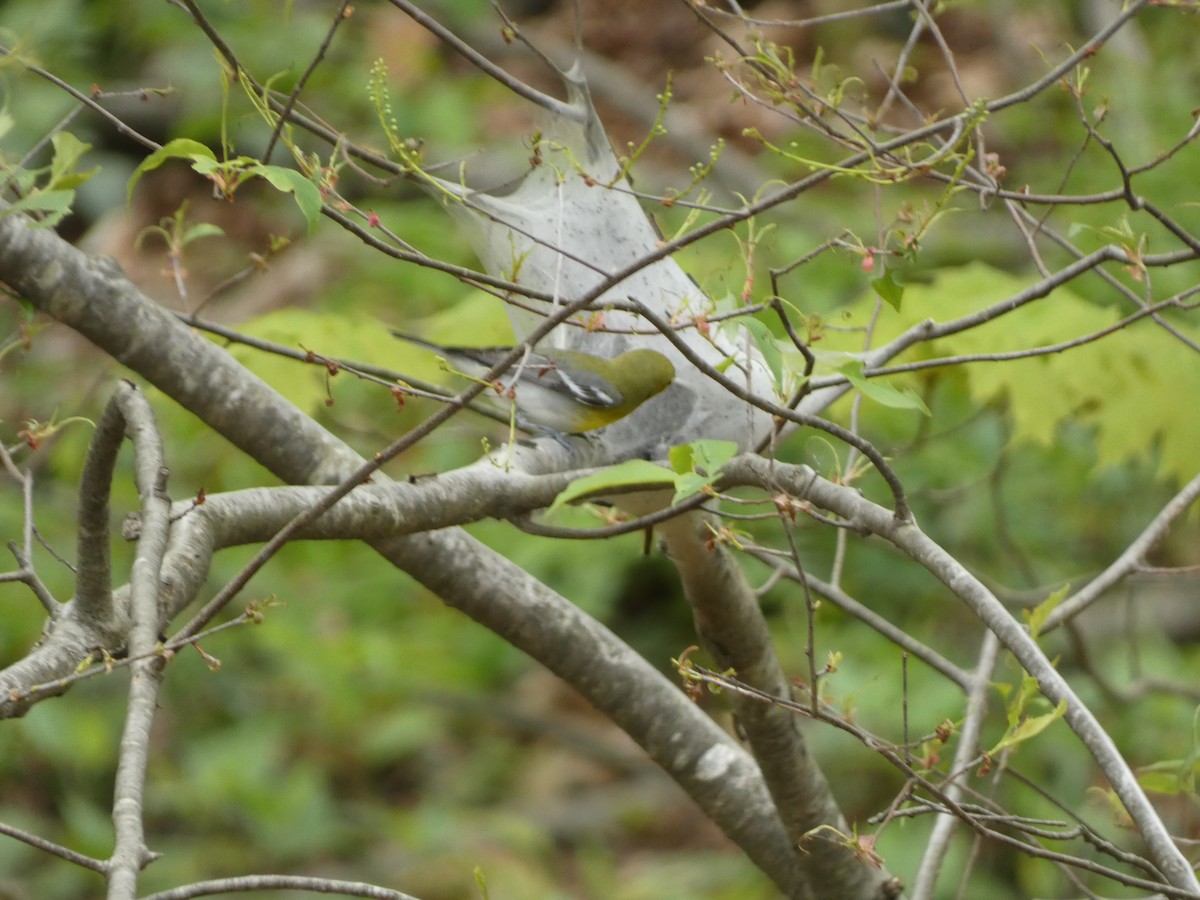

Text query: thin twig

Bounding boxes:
[262,0,354,163]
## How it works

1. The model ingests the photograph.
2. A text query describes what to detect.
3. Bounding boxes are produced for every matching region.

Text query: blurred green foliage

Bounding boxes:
[2,1,1200,898]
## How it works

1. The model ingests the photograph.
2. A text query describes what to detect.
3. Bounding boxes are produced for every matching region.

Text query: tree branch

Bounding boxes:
[103,384,172,899]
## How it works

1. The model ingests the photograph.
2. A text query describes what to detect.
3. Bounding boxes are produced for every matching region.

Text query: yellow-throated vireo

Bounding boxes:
[392,331,675,435]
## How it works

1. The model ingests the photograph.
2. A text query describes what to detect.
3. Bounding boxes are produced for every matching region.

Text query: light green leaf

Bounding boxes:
[871,269,904,311]
[188,156,226,176]
[127,139,218,204]
[1023,585,1068,640]
[734,316,784,389]
[669,439,738,475]
[181,222,225,245]
[668,439,738,503]
[1138,769,1187,796]
[670,471,711,504]
[548,459,672,513]
[834,262,1200,483]
[1003,673,1040,729]
[249,164,323,233]
[234,308,379,414]
[991,698,1067,753]
[838,363,930,415]
[48,132,97,190]
[548,439,738,514]
[1132,758,1200,801]
[1138,752,1200,798]
[1,189,76,227]
[692,438,739,473]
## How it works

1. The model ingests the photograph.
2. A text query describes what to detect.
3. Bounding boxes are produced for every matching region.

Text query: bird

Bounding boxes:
[391,330,675,436]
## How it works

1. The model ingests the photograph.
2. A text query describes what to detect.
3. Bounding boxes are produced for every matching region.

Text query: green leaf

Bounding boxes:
[1,189,76,227]
[871,269,904,311]
[548,459,672,513]
[669,439,738,475]
[670,471,711,504]
[1023,585,1068,640]
[234,308,377,414]
[1003,673,1039,729]
[840,261,1200,483]
[189,155,235,176]
[668,439,738,503]
[249,164,323,233]
[667,443,694,475]
[47,132,98,190]
[692,438,739,473]
[991,698,1067,753]
[1138,751,1200,798]
[181,222,226,245]
[547,439,739,515]
[734,316,784,389]
[837,363,930,415]
[0,131,95,227]
[1138,769,1188,796]
[50,169,98,191]
[127,139,218,204]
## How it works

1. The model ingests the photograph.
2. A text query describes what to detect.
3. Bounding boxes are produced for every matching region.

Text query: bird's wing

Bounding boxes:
[539,362,621,408]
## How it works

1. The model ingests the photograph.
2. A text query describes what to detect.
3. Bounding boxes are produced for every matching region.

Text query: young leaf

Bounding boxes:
[838,363,930,415]
[127,139,218,204]
[181,223,226,245]
[1,189,76,228]
[668,439,737,476]
[48,132,98,190]
[249,164,323,233]
[548,459,672,514]
[668,439,738,504]
[991,698,1068,753]
[1024,585,1068,640]
[733,316,784,389]
[871,269,904,311]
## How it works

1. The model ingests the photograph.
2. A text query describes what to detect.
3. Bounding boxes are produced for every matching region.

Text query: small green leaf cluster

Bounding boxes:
[127,138,323,232]
[0,131,96,228]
